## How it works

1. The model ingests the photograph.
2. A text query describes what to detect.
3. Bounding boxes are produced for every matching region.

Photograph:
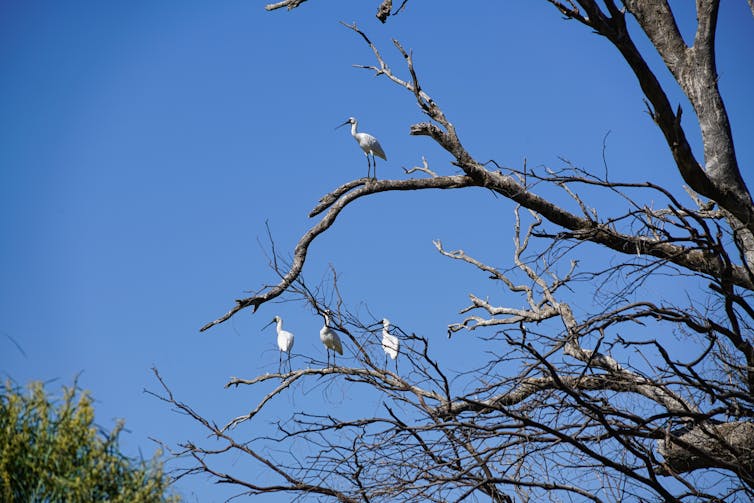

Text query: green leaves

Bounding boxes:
[0,380,178,502]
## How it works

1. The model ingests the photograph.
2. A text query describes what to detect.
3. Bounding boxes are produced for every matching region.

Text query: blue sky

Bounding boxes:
[1,1,753,501]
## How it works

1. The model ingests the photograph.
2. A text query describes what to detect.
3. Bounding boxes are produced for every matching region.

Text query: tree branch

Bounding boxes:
[264,0,309,11]
[200,175,473,331]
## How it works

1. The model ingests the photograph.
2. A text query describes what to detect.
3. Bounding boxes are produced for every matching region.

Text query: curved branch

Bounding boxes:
[200,173,474,331]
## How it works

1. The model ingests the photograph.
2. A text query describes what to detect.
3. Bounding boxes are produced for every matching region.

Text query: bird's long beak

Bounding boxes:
[335,120,350,130]
[262,319,275,330]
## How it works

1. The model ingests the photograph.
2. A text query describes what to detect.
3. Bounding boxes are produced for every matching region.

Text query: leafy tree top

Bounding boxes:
[0,379,179,503]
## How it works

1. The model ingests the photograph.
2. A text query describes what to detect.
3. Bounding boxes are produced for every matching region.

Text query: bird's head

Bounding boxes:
[263,316,279,330]
[335,117,356,130]
[382,318,390,327]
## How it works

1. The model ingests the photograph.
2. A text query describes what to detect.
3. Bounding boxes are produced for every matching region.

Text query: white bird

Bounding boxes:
[263,315,294,373]
[336,117,387,179]
[381,318,399,368]
[319,311,343,367]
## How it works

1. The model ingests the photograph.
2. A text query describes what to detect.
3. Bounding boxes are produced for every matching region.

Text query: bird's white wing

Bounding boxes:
[382,333,399,359]
[357,133,387,160]
[331,332,343,355]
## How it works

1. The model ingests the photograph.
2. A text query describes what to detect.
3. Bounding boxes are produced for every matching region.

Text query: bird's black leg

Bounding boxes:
[373,155,377,179]
[279,352,283,374]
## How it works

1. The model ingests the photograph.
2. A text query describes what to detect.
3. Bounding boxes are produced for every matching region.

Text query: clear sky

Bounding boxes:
[1,1,752,501]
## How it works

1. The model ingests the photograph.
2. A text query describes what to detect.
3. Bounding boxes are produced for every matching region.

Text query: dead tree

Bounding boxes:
[153,2,754,501]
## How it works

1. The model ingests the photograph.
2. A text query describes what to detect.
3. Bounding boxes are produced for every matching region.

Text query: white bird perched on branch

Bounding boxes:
[381,318,399,369]
[319,310,343,367]
[263,315,294,373]
[336,117,387,179]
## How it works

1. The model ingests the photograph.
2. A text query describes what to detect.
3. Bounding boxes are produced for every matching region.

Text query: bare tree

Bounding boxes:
[154,2,754,501]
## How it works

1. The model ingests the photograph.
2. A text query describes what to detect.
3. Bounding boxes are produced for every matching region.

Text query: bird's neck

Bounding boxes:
[350,122,358,137]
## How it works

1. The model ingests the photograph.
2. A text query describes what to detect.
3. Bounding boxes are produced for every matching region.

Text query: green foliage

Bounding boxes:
[0,380,179,502]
